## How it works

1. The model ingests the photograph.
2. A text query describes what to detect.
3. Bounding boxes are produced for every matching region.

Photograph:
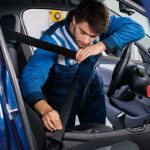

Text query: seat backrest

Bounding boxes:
[0,14,27,77]
[0,14,20,32]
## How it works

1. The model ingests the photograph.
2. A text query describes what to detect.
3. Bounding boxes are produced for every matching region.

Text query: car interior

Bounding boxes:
[1,0,150,150]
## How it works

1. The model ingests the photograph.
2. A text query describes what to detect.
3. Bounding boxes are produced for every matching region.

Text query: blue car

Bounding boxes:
[0,0,150,150]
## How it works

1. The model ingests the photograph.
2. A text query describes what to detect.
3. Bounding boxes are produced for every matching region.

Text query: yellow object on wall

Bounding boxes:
[50,10,63,22]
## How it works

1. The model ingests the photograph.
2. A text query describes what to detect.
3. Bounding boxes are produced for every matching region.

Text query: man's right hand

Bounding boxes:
[34,100,62,131]
[42,109,62,131]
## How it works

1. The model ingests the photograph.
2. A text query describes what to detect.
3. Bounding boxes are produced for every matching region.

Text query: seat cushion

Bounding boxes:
[111,140,140,150]
[97,140,140,150]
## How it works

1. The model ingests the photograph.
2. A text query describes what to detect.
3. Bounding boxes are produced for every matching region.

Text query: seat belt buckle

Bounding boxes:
[47,137,63,150]
[50,137,63,144]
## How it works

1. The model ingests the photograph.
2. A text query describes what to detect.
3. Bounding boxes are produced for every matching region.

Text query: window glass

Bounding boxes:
[22,9,68,39]
[104,0,150,61]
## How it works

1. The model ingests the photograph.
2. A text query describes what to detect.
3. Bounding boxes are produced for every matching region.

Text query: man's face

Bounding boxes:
[72,18,99,48]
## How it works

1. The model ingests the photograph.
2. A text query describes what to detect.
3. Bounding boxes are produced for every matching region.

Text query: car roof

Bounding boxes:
[0,0,146,21]
[0,1,76,18]
[0,0,144,9]
[0,0,77,9]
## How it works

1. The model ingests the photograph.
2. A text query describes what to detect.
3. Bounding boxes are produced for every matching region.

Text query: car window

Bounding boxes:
[104,0,150,36]
[22,9,68,39]
[104,0,150,62]
[22,9,68,51]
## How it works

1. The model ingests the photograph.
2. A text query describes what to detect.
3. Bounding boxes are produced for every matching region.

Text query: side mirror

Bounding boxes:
[119,1,135,15]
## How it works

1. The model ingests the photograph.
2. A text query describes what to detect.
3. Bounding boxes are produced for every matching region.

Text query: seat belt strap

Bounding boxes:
[49,67,80,150]
[1,27,76,59]
[79,57,101,110]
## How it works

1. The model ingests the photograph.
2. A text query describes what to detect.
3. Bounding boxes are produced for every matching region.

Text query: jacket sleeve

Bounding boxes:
[20,34,57,106]
[102,16,145,55]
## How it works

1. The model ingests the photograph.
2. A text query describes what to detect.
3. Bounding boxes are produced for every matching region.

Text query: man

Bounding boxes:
[20,0,145,131]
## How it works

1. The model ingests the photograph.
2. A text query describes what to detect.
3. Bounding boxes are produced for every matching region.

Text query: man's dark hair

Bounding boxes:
[73,0,109,34]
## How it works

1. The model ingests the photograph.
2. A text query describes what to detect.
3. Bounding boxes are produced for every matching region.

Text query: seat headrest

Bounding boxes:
[0,14,20,33]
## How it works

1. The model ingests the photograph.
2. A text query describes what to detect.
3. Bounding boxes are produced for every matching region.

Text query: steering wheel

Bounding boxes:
[107,43,134,96]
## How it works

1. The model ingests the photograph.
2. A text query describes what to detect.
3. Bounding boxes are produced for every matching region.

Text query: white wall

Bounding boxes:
[22,9,68,39]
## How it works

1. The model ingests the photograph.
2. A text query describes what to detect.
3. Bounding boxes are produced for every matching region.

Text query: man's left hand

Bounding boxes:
[76,42,106,63]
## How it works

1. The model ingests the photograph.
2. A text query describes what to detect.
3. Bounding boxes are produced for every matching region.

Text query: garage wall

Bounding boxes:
[22,9,68,39]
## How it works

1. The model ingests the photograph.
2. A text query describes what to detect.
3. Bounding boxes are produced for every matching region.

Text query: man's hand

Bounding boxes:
[42,109,62,131]
[34,100,62,131]
[76,42,106,63]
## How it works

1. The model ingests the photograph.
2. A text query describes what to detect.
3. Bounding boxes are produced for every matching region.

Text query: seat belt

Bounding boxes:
[1,27,76,59]
[79,57,101,110]
[48,67,80,150]
[1,26,80,150]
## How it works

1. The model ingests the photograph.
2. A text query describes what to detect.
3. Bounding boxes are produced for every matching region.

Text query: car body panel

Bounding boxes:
[0,50,30,150]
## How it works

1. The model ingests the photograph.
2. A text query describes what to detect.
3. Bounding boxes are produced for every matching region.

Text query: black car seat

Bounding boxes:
[0,14,140,150]
[26,101,140,150]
